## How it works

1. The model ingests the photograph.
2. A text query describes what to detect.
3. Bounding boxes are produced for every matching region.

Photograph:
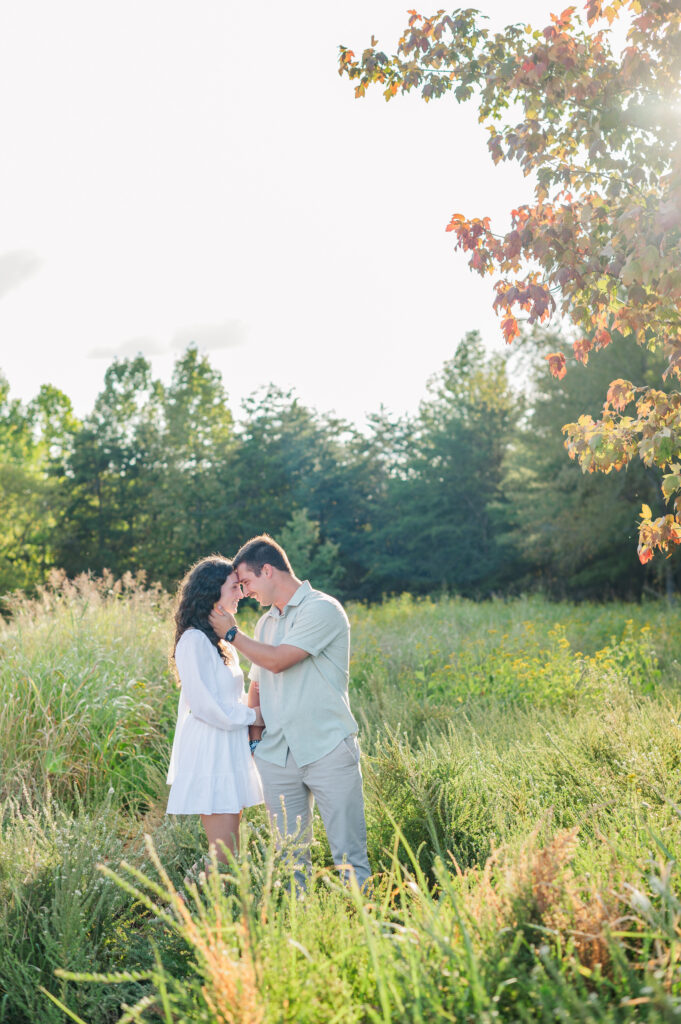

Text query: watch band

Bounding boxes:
[225,625,238,643]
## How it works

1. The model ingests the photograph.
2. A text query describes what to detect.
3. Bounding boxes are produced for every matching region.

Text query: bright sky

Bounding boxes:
[0,0,572,427]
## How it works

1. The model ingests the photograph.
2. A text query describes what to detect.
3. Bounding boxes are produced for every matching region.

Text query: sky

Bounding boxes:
[0,0,574,427]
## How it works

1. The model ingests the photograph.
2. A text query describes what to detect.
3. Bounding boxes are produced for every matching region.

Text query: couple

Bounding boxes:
[166,534,371,888]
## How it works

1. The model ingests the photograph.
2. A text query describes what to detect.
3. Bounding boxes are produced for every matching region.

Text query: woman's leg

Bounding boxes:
[200,812,242,864]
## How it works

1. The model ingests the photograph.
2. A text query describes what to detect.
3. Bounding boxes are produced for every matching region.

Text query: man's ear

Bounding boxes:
[262,563,273,579]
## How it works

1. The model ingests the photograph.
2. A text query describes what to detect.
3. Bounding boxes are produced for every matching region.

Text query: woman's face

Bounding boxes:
[216,571,242,615]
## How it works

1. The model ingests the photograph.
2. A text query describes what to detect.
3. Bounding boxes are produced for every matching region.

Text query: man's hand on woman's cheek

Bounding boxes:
[209,606,236,637]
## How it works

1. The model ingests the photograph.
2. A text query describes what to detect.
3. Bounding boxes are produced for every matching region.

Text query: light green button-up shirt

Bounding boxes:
[250,581,358,768]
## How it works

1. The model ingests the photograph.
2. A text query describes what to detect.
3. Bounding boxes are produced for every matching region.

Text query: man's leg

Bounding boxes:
[256,750,314,885]
[302,736,371,888]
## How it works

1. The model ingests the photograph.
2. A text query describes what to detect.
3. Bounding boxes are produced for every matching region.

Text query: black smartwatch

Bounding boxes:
[225,625,238,643]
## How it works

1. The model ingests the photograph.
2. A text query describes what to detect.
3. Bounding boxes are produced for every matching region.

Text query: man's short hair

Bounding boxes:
[233,534,293,576]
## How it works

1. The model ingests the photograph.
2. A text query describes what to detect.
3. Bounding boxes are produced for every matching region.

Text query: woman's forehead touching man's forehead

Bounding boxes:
[236,563,259,581]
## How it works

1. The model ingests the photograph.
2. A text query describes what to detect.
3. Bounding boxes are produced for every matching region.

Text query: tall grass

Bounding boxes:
[1,571,179,808]
[2,578,681,1021]
[53,822,681,1023]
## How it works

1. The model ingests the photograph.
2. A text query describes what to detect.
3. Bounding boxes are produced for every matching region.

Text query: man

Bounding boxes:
[208,533,371,888]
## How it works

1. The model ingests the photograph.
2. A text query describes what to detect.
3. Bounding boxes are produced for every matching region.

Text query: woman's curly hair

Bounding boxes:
[172,556,234,670]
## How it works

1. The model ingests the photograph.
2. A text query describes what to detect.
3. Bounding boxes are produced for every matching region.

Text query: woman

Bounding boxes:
[167,556,264,863]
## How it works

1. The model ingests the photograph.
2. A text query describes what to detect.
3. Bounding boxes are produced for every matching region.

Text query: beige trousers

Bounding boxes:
[256,735,371,888]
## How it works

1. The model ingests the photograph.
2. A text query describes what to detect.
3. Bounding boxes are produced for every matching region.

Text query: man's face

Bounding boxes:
[236,563,273,606]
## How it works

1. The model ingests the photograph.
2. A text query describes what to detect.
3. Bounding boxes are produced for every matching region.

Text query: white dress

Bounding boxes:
[166,628,264,815]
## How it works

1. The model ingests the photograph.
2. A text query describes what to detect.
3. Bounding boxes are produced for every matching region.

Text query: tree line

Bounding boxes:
[1,329,676,605]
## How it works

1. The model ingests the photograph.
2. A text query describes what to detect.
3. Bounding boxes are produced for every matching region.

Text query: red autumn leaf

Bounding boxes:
[501,314,520,344]
[546,352,567,379]
[505,230,522,258]
[445,213,465,232]
[606,379,634,412]
[573,337,592,364]
[585,0,603,24]
[593,328,612,349]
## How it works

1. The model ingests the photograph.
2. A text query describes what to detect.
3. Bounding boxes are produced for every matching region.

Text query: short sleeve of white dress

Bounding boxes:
[166,630,264,815]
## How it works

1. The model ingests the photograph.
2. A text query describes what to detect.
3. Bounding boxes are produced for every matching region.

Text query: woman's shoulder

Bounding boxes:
[177,628,214,651]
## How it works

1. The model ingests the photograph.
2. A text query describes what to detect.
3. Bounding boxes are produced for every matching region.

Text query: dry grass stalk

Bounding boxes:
[145,838,263,1024]
[461,824,621,973]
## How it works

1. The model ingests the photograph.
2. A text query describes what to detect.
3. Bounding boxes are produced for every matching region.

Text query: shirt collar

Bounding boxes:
[287,580,311,607]
[266,580,311,617]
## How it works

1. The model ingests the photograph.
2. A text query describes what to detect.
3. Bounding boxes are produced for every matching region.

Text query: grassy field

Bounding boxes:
[2,574,681,1022]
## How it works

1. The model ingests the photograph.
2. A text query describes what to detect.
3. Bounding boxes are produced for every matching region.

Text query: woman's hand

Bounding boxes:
[252,706,265,728]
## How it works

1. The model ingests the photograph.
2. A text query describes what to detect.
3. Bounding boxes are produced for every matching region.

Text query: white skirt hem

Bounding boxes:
[166,770,264,816]
[166,796,264,816]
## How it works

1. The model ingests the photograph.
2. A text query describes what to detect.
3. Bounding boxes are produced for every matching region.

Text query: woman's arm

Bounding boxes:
[176,632,263,731]
[247,678,264,743]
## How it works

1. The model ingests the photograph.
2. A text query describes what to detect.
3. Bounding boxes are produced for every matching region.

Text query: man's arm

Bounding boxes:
[208,607,309,673]
[234,630,309,673]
